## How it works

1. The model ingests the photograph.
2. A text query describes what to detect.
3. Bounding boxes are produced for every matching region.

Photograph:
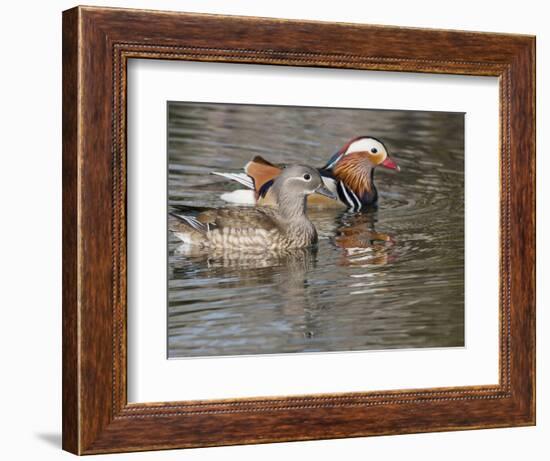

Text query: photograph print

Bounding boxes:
[167,101,464,358]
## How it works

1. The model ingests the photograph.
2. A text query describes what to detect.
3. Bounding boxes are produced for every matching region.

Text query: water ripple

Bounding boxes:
[167,102,464,358]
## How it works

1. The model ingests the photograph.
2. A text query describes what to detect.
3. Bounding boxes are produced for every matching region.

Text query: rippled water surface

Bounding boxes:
[168,102,464,358]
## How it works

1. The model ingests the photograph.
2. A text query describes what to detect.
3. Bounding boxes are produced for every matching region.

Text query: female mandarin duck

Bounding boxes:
[213,136,399,212]
[170,165,335,250]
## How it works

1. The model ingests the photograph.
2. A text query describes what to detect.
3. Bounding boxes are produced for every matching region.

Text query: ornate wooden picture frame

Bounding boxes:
[62,6,535,454]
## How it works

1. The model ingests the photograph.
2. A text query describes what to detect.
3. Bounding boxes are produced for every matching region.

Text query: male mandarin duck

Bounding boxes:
[213,136,399,212]
[169,165,335,250]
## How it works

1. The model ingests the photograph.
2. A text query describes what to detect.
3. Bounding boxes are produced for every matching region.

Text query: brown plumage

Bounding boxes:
[332,152,374,198]
[170,165,335,250]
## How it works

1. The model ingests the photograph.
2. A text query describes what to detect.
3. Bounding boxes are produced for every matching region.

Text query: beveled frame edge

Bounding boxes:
[62,5,535,455]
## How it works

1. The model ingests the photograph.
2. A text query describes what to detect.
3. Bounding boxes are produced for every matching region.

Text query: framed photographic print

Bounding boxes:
[62,6,535,455]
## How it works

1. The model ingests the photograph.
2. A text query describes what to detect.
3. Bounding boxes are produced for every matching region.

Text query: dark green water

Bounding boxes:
[167,102,464,358]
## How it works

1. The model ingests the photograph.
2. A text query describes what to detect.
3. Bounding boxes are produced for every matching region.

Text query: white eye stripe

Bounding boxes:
[345,138,385,155]
[288,175,315,183]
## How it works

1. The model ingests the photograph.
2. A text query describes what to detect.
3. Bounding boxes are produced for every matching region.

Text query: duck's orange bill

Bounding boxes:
[380,157,400,171]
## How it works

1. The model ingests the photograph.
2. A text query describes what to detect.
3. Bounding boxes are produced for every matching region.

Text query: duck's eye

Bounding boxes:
[303,174,311,181]
[370,148,378,154]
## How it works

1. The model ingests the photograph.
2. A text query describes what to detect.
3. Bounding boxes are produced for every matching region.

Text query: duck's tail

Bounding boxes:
[220,189,257,205]
[212,155,282,205]
[211,172,257,204]
[169,212,208,246]
[210,171,257,204]
[211,171,254,189]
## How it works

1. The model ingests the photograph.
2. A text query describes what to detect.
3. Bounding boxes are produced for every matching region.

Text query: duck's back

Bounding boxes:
[197,207,279,230]
[194,207,289,250]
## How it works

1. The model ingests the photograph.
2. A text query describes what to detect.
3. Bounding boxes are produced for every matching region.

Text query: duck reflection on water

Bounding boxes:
[173,244,318,285]
[170,239,321,338]
[169,207,397,346]
[333,212,396,268]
